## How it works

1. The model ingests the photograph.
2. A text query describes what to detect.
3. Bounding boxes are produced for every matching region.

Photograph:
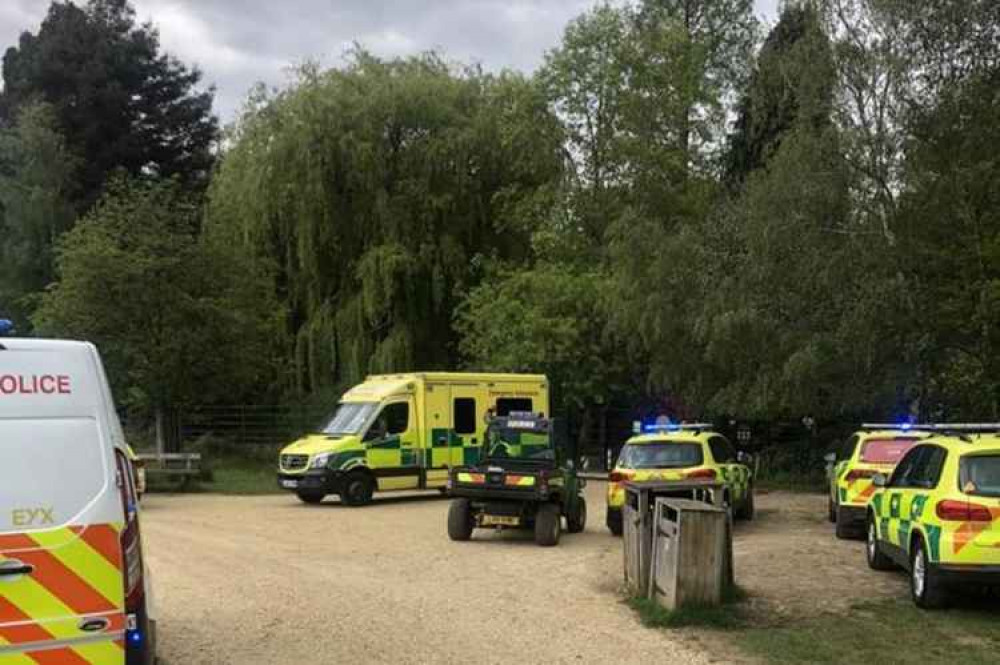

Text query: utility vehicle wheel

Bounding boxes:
[447,499,474,541]
[911,538,948,609]
[341,471,375,507]
[866,516,894,571]
[296,490,325,504]
[534,503,561,547]
[567,497,587,533]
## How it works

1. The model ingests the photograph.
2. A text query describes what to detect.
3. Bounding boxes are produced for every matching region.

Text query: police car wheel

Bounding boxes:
[341,472,375,507]
[866,516,894,571]
[567,497,587,533]
[911,538,948,609]
[296,490,325,504]
[447,499,474,541]
[534,503,561,546]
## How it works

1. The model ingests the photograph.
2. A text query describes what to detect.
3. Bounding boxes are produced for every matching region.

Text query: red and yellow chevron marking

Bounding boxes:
[0,524,125,665]
[951,509,1000,555]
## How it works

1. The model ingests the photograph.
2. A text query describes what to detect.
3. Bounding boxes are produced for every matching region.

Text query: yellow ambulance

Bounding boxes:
[277,373,549,505]
[0,338,155,664]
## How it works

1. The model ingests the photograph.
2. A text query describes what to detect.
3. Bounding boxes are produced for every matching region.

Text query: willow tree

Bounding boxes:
[207,52,564,394]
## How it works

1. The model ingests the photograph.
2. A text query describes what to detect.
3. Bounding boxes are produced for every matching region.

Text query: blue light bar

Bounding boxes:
[0,319,13,337]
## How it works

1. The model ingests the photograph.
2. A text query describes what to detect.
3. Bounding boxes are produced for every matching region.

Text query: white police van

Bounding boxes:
[0,330,156,665]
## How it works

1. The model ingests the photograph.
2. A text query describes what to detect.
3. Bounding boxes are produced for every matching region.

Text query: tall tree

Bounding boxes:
[33,177,281,441]
[1,0,218,210]
[207,53,564,394]
[0,102,78,326]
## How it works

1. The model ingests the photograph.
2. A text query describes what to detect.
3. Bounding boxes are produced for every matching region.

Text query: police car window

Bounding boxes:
[496,398,533,416]
[454,398,476,435]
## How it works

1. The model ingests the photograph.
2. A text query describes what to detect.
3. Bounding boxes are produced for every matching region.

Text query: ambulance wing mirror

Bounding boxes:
[872,473,888,488]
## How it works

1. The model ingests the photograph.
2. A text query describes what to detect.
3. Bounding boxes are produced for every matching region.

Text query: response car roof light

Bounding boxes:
[0,319,14,337]
[638,420,714,434]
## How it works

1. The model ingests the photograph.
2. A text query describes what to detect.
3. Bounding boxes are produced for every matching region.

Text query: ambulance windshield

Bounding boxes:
[321,402,377,435]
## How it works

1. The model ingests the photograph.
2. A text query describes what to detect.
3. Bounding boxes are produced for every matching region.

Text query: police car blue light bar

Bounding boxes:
[634,420,714,434]
[0,319,14,337]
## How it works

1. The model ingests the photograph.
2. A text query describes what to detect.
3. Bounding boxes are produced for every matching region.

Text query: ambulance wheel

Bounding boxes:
[448,499,474,541]
[534,503,561,547]
[567,497,587,533]
[341,471,375,507]
[296,490,325,504]
[911,537,949,609]
[866,515,894,571]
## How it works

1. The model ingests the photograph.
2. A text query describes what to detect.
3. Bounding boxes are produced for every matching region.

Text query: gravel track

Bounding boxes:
[143,482,711,665]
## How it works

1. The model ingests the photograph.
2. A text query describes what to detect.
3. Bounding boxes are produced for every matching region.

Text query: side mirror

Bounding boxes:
[823,452,836,463]
[872,473,888,488]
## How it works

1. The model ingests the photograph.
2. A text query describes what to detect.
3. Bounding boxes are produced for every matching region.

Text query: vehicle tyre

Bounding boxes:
[447,499,474,541]
[126,597,154,665]
[534,503,561,547]
[341,471,375,507]
[743,486,755,521]
[911,537,949,609]
[865,515,894,571]
[567,497,587,534]
[296,490,325,505]
[835,506,859,540]
[607,510,623,537]
[828,497,837,523]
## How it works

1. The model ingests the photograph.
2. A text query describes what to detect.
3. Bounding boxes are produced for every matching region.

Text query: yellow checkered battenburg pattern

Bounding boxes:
[0,524,126,665]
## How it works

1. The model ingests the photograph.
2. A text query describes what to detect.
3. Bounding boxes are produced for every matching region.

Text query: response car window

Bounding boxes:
[860,437,920,464]
[961,455,1000,497]
[619,443,704,469]
[888,447,924,487]
[708,437,735,463]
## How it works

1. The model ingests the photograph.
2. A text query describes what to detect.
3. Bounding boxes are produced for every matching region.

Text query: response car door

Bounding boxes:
[897,445,946,559]
[883,447,927,550]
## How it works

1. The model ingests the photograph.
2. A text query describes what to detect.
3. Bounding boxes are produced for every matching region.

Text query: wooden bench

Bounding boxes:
[136,453,203,487]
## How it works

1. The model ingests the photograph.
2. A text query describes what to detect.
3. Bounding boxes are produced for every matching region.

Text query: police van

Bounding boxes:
[278,373,549,505]
[0,337,155,665]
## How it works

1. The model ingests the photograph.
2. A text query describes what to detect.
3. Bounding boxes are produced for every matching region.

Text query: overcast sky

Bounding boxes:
[2,1,780,122]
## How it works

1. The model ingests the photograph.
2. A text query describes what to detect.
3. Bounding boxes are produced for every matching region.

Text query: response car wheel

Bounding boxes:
[341,472,375,507]
[447,499,474,541]
[865,516,894,571]
[835,506,859,540]
[535,504,561,547]
[911,538,948,609]
[567,498,587,533]
[736,487,755,521]
[296,490,325,505]
[828,497,837,523]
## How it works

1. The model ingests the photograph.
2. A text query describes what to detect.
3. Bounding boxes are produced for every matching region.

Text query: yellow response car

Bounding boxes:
[826,425,928,539]
[866,427,1000,608]
[606,423,754,535]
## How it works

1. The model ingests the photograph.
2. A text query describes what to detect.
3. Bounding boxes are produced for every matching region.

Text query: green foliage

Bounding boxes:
[0,0,218,210]
[207,52,564,394]
[33,177,280,410]
[456,263,633,412]
[0,102,78,326]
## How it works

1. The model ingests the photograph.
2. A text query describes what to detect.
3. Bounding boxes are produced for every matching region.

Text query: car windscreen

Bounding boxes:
[960,455,1000,498]
[859,438,919,464]
[486,427,553,461]
[618,442,704,469]
[320,402,377,435]
[0,418,106,533]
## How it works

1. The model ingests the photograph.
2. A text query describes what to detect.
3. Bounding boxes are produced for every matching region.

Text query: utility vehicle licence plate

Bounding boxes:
[482,515,519,527]
[281,479,298,489]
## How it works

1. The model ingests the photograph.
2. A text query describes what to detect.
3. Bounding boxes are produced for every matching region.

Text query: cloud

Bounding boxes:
[1,0,780,122]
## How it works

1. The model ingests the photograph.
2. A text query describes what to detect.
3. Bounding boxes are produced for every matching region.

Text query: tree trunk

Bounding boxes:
[155,407,166,457]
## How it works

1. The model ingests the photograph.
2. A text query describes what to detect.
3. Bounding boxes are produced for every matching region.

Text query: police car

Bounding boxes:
[866,425,1000,608]
[606,422,754,535]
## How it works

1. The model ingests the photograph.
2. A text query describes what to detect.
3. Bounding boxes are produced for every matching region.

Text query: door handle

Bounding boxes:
[0,561,34,577]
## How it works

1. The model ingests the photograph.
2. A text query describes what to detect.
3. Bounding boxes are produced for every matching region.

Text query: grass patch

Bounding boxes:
[627,585,749,630]
[145,449,283,495]
[734,598,1000,665]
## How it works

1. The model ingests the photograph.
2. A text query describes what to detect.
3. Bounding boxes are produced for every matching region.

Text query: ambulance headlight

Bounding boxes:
[310,453,332,469]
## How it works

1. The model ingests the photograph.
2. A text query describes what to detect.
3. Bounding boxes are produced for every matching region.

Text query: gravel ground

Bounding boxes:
[142,482,713,665]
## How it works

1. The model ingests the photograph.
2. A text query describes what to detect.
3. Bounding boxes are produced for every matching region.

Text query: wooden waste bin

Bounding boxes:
[622,480,726,595]
[648,498,731,610]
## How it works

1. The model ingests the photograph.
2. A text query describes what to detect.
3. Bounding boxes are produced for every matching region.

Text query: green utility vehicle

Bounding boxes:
[446,412,586,546]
